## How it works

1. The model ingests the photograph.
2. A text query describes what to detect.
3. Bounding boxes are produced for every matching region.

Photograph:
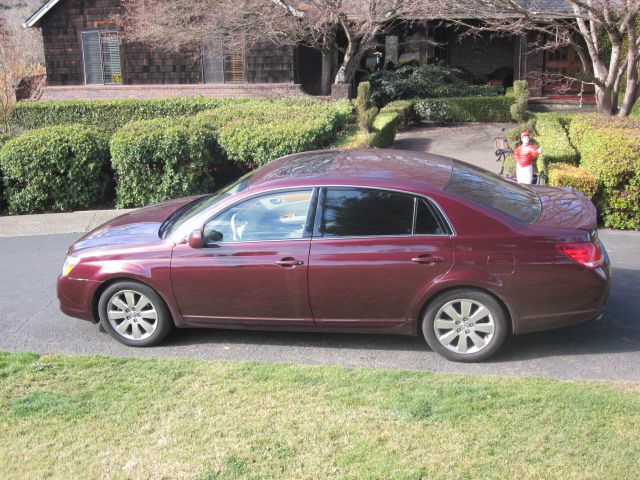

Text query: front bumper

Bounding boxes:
[57,275,103,322]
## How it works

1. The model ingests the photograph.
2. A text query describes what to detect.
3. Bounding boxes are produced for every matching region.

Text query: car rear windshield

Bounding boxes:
[444,161,541,224]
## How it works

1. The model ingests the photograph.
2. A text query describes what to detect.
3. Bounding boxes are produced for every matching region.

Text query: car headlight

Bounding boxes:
[62,256,79,277]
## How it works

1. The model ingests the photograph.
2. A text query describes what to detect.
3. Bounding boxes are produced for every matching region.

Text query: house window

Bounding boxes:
[82,31,123,85]
[203,36,245,83]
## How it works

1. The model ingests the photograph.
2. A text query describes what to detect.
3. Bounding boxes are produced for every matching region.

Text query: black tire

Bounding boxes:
[98,281,173,347]
[422,289,509,362]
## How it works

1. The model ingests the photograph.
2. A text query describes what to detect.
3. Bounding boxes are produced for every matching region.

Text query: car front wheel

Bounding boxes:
[422,289,508,362]
[98,281,172,347]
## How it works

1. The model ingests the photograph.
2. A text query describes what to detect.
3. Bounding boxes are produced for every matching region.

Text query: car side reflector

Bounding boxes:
[557,242,604,269]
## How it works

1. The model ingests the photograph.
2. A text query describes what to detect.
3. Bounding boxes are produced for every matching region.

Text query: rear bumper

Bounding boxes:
[57,275,103,322]
[515,248,611,335]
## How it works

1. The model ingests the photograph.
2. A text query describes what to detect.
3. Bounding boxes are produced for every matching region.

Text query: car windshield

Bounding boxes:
[161,171,256,238]
[444,161,541,224]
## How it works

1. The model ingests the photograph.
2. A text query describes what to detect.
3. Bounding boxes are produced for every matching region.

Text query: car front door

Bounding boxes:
[171,189,315,326]
[308,187,453,327]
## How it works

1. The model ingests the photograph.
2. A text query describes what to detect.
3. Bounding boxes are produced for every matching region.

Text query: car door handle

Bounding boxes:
[275,257,304,267]
[411,255,444,265]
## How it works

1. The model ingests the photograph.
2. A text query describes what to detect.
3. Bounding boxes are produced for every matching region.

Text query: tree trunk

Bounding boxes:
[320,34,334,96]
[594,84,615,116]
[334,37,369,86]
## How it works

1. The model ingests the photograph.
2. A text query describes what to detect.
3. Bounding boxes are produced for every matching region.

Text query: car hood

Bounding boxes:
[531,185,597,231]
[69,196,201,254]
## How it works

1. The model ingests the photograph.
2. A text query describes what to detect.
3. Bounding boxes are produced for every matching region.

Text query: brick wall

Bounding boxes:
[40,0,294,87]
[37,83,309,101]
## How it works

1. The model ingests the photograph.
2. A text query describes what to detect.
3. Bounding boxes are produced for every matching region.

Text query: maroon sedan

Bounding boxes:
[58,149,610,362]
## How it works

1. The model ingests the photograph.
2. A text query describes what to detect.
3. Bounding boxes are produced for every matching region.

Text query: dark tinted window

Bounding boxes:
[416,199,444,234]
[445,161,541,223]
[323,188,414,237]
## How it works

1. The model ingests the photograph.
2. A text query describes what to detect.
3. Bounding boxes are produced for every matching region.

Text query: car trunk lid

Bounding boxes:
[531,185,597,231]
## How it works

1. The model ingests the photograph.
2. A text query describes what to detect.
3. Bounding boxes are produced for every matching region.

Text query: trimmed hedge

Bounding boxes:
[534,113,579,173]
[413,96,513,123]
[548,163,598,199]
[0,125,111,214]
[10,97,245,133]
[368,112,400,147]
[110,117,221,208]
[192,100,352,166]
[380,100,414,127]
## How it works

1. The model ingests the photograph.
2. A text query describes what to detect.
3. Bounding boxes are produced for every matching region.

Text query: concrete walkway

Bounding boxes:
[0,209,131,237]
[393,122,513,174]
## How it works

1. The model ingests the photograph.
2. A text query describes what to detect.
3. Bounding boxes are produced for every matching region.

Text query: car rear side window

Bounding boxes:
[444,161,541,223]
[415,199,445,235]
[323,188,414,237]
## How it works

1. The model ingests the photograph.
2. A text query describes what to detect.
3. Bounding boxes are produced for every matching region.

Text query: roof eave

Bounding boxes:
[23,0,63,28]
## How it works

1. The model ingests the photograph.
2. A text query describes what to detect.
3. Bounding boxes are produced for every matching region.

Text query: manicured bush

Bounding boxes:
[413,96,513,123]
[369,65,503,106]
[110,117,221,208]
[0,125,111,214]
[0,133,9,147]
[600,182,640,230]
[355,82,378,133]
[534,113,579,173]
[193,100,352,166]
[548,163,598,199]
[367,112,400,147]
[379,100,414,127]
[510,80,530,123]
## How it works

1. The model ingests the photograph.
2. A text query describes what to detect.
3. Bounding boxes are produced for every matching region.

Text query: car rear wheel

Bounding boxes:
[422,289,508,362]
[98,281,172,347]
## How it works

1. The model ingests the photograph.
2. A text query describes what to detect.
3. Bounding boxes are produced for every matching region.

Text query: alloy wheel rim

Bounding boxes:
[433,299,495,354]
[106,290,158,341]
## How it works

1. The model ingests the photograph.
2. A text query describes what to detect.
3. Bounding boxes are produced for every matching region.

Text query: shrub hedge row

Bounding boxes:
[548,163,598,199]
[533,113,579,173]
[413,97,513,123]
[379,100,414,127]
[193,100,352,167]
[1,99,354,212]
[0,125,111,214]
[10,97,245,132]
[567,114,640,229]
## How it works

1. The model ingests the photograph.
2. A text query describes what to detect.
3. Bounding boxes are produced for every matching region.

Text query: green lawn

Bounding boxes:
[1,351,639,479]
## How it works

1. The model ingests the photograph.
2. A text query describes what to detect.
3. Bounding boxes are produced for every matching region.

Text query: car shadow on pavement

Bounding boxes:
[161,268,640,363]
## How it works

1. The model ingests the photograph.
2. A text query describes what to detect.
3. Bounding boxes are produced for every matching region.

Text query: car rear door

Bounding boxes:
[170,189,315,326]
[308,187,454,327]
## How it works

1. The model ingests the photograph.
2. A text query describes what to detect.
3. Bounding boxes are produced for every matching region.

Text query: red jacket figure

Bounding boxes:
[514,131,542,184]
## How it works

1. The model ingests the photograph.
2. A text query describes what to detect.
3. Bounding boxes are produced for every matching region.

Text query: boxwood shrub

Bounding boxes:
[0,125,111,214]
[548,163,598,199]
[413,96,513,123]
[192,100,352,166]
[110,118,221,208]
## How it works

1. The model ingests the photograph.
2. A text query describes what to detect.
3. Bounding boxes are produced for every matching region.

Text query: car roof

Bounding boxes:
[246,149,454,191]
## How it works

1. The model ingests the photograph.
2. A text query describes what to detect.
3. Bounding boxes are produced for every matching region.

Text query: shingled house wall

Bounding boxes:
[40,0,295,88]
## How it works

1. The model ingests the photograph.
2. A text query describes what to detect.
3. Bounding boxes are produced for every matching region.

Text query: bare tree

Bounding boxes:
[120,0,441,95]
[451,0,640,117]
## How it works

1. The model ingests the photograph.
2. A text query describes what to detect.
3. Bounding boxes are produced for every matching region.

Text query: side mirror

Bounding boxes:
[187,229,204,249]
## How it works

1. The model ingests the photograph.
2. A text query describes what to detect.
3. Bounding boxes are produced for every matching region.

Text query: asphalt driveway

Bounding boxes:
[0,230,638,381]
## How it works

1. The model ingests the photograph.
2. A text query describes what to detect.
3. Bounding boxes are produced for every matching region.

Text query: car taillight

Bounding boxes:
[557,242,604,268]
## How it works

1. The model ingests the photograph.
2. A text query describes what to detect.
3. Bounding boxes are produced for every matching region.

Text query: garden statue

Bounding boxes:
[513,131,542,184]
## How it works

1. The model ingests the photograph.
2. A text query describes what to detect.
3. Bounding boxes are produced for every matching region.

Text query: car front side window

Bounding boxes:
[204,190,313,243]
